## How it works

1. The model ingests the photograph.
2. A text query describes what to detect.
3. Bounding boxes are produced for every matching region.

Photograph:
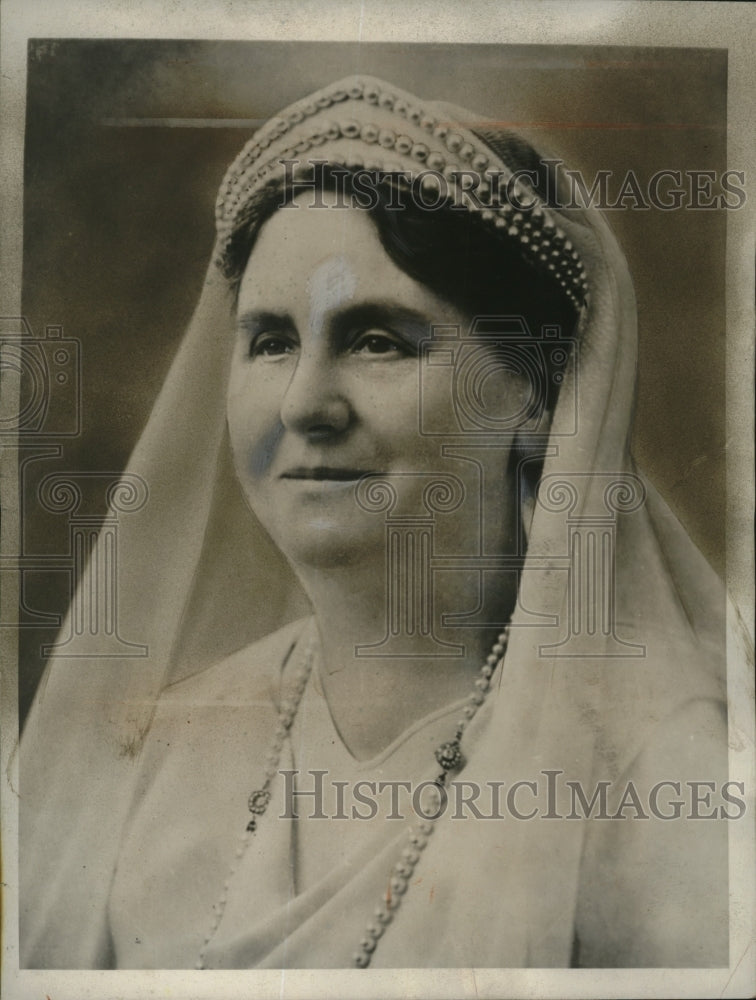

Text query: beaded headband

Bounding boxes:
[215,75,588,308]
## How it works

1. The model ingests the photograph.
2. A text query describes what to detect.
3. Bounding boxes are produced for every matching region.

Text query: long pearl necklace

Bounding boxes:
[195,633,317,971]
[195,622,509,970]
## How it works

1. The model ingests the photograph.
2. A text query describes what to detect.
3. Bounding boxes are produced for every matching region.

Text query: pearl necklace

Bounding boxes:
[195,622,509,970]
[195,633,316,971]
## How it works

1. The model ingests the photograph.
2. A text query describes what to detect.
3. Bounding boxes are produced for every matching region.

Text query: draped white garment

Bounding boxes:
[107,607,727,969]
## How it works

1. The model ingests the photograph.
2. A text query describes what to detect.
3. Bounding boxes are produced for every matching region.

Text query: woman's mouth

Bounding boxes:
[280,467,376,482]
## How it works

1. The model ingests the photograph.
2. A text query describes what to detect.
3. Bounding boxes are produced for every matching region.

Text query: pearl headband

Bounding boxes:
[215,75,589,307]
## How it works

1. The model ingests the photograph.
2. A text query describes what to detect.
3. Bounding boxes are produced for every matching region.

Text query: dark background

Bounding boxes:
[18,40,727,725]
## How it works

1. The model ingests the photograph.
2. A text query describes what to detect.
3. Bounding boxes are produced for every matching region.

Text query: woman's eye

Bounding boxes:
[249,334,295,358]
[351,331,411,357]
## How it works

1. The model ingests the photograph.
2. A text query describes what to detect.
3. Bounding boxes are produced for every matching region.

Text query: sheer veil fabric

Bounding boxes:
[20,76,727,968]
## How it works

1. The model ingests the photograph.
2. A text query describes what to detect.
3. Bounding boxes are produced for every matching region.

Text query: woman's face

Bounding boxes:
[227,191,523,571]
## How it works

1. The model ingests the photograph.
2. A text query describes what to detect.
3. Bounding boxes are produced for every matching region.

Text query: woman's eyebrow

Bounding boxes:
[236,303,439,342]
[236,309,293,335]
[330,302,434,342]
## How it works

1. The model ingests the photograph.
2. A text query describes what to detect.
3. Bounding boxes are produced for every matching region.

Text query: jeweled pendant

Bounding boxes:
[246,818,257,833]
[434,739,464,771]
[248,788,271,814]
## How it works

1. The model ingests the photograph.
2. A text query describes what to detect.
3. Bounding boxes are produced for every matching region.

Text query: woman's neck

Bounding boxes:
[295,559,516,761]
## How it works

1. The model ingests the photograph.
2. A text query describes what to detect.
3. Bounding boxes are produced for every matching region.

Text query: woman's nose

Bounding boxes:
[280,351,352,438]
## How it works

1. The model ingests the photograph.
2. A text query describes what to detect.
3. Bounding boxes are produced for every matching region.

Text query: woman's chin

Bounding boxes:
[272,520,385,572]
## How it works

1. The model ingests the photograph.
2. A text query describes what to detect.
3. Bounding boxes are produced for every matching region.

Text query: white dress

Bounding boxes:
[108,618,487,968]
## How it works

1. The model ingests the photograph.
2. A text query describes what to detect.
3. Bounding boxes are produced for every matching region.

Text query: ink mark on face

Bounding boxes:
[307,254,357,342]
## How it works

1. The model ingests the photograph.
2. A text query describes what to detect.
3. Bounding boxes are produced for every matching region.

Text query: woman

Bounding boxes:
[20,75,728,969]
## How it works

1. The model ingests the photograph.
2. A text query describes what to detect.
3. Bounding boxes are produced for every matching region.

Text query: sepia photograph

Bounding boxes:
[1,3,754,998]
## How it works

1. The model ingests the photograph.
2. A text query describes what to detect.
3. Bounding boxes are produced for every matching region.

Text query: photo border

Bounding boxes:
[1,3,753,998]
